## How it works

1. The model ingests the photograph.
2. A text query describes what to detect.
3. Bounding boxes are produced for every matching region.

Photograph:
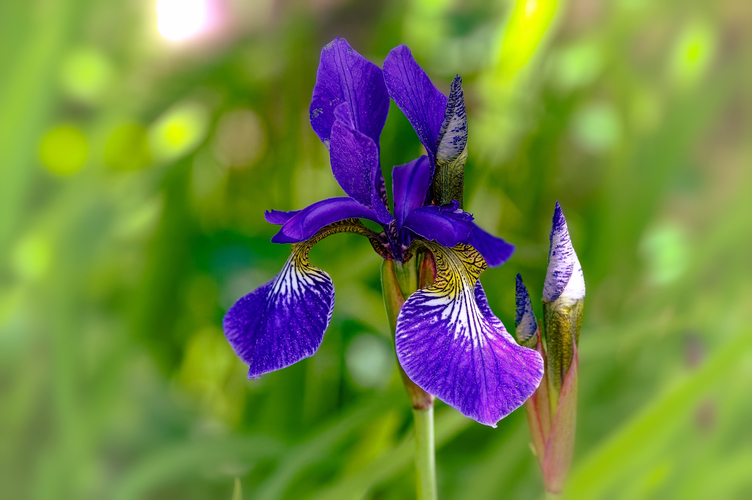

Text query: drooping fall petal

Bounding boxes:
[395,242,543,427]
[223,242,335,379]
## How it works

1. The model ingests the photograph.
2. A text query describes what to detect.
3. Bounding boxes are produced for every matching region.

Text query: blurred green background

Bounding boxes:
[1,0,751,498]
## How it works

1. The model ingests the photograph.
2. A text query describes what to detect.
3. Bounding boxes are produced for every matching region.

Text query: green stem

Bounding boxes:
[381,258,438,498]
[413,407,437,500]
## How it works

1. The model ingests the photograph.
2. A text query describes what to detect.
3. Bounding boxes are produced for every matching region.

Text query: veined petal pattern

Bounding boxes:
[223,241,335,379]
[395,242,544,427]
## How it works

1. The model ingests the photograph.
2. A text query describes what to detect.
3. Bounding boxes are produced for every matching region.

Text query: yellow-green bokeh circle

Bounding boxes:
[39,125,89,175]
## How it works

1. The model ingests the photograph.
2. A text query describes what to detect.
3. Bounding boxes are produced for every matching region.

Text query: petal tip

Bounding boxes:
[543,202,585,302]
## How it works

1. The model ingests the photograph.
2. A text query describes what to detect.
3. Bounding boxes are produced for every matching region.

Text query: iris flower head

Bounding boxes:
[223,38,543,427]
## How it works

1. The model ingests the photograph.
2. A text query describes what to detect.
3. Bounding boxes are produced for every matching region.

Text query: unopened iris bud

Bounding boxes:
[432,76,467,207]
[515,274,538,349]
[542,201,585,408]
[519,202,585,497]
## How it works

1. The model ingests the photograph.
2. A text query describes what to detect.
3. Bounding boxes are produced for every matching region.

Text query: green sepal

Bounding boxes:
[524,331,551,468]
[542,342,578,495]
[543,297,584,413]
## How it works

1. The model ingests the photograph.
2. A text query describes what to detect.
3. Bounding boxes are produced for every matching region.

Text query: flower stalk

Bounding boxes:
[382,257,436,498]
[413,406,437,500]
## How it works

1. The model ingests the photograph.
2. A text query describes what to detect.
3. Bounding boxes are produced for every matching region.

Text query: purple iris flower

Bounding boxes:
[223,38,543,427]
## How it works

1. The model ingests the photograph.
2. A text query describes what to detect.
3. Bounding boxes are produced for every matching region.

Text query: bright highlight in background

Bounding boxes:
[156,0,208,41]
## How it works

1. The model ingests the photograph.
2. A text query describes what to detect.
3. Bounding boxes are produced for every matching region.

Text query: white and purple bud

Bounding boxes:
[543,201,585,303]
[542,201,585,403]
[432,76,468,207]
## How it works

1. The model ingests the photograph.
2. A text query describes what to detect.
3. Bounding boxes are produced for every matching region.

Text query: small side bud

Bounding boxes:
[432,76,467,207]
[515,274,538,348]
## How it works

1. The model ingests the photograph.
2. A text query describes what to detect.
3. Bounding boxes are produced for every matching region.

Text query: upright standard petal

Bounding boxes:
[515,274,538,347]
[383,45,447,166]
[392,156,431,229]
[329,116,392,224]
[395,242,544,427]
[543,202,585,302]
[467,224,515,268]
[223,241,335,378]
[270,197,381,244]
[309,38,389,146]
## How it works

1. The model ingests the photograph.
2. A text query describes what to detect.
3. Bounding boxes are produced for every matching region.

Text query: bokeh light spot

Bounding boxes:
[148,101,209,162]
[345,334,393,389]
[157,0,208,41]
[104,123,151,170]
[212,109,266,168]
[670,21,716,89]
[553,41,602,91]
[524,0,539,18]
[12,233,52,281]
[39,125,88,175]
[59,47,112,104]
[572,102,621,153]
[640,223,690,286]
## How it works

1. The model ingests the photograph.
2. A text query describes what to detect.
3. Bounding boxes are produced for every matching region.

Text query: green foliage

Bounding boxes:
[1,0,750,498]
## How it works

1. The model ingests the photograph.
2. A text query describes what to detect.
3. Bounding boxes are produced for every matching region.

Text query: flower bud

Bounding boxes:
[542,201,584,408]
[521,202,585,497]
[432,76,467,207]
[515,274,539,348]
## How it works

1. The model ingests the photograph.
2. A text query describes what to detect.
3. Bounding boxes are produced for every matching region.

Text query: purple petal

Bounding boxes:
[265,209,299,225]
[310,38,389,146]
[329,119,393,224]
[395,243,544,427]
[467,224,515,268]
[383,45,447,166]
[515,274,537,345]
[223,244,335,378]
[392,156,431,228]
[401,203,475,247]
[271,197,381,244]
[543,201,585,302]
